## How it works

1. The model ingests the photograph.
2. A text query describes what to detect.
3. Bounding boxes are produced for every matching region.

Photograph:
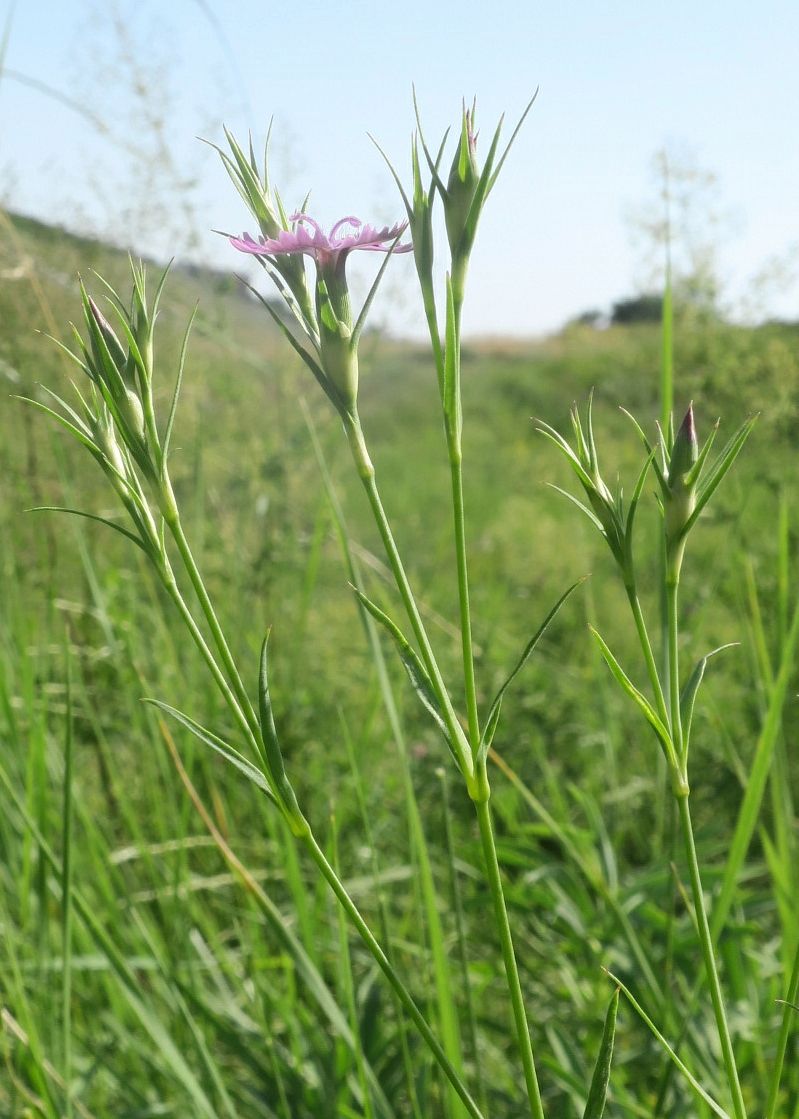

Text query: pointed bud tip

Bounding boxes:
[87,296,117,341]
[667,402,700,494]
[679,402,696,442]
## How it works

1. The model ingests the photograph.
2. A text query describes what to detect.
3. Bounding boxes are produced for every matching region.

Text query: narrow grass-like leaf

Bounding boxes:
[88,270,128,318]
[487,89,538,191]
[536,420,598,493]
[253,256,319,343]
[38,382,95,435]
[685,420,719,489]
[589,627,673,759]
[711,597,799,942]
[18,396,101,456]
[27,507,149,553]
[683,415,758,535]
[150,259,173,324]
[624,448,656,552]
[352,589,457,761]
[586,390,600,474]
[239,278,341,410]
[240,278,319,369]
[412,86,448,196]
[582,987,619,1119]
[606,970,730,1118]
[547,485,605,533]
[145,699,276,803]
[163,302,198,462]
[351,232,405,348]
[258,634,303,821]
[369,132,412,213]
[478,578,585,761]
[679,644,738,755]
[1,928,62,1117]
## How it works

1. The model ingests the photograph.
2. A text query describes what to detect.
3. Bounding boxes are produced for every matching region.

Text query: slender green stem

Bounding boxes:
[450,451,480,750]
[666,579,746,1119]
[346,400,545,1113]
[303,830,486,1119]
[441,770,489,1117]
[160,562,261,756]
[676,796,747,1119]
[166,511,260,735]
[665,580,683,754]
[420,284,444,399]
[474,794,545,1119]
[626,584,670,727]
[765,937,799,1119]
[344,413,472,776]
[159,515,478,1115]
[441,282,479,751]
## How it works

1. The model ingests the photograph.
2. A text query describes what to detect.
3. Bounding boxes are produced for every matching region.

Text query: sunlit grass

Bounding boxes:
[1,205,798,1116]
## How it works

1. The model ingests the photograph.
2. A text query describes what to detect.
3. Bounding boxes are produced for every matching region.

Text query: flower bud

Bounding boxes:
[122,388,146,440]
[88,297,127,376]
[668,404,699,488]
[444,107,480,257]
[93,411,127,479]
[665,405,699,575]
[131,287,153,381]
[87,295,146,439]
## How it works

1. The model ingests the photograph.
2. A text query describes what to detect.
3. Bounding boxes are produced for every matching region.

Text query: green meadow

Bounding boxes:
[2,209,799,1116]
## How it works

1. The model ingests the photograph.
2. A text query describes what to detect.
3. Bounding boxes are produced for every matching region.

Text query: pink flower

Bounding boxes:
[230,213,412,269]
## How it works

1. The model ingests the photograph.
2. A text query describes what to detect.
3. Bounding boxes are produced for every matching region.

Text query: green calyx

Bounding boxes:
[444,105,480,258]
[315,265,358,411]
[663,405,699,574]
[92,408,127,479]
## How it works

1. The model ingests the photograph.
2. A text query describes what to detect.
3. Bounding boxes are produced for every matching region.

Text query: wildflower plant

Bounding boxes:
[219,99,571,1118]
[540,398,757,1118]
[26,94,785,1119]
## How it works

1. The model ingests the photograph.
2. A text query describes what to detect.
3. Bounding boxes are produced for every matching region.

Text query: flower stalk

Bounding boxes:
[543,397,756,1116]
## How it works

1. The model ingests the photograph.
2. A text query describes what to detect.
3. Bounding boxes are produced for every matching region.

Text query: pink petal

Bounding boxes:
[230,215,411,259]
[330,216,362,242]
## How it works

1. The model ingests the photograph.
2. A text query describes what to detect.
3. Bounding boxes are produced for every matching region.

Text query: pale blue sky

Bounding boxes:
[2,0,798,335]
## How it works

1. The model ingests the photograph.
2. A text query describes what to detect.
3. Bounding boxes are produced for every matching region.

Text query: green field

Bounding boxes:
[2,209,798,1117]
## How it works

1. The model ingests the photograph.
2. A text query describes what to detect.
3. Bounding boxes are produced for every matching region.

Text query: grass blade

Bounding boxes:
[582,987,619,1119]
[606,970,730,1119]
